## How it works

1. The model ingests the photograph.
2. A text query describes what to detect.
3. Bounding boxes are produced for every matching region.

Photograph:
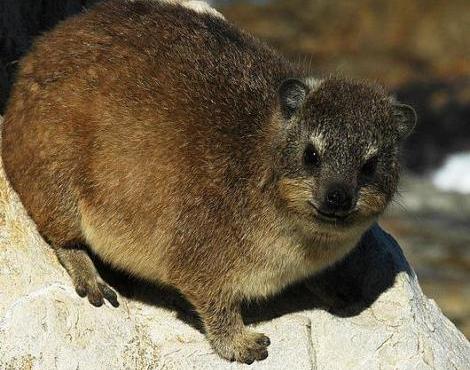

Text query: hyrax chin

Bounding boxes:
[1,0,416,364]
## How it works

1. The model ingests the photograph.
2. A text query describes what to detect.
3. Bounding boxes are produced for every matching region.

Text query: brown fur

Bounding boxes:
[1,0,414,364]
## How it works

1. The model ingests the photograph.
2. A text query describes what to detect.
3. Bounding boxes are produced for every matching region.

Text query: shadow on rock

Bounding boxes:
[245,224,412,323]
[94,224,412,332]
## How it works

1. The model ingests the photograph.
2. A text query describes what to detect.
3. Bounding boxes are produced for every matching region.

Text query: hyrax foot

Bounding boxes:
[74,273,119,307]
[211,330,270,364]
[55,245,119,307]
[195,300,270,363]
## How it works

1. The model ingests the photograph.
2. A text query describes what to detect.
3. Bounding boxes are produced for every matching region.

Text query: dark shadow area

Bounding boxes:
[0,0,102,112]
[396,78,470,174]
[92,224,411,333]
[93,254,206,332]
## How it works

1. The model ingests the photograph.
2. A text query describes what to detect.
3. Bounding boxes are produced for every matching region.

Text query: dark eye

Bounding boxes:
[360,156,378,179]
[303,143,320,167]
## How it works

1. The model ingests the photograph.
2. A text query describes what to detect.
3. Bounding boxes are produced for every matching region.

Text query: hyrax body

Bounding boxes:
[1,0,416,363]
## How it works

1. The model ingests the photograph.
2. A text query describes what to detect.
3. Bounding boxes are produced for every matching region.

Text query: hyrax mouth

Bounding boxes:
[308,200,356,226]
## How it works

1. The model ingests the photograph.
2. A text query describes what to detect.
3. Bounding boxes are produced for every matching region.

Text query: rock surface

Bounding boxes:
[382,174,470,338]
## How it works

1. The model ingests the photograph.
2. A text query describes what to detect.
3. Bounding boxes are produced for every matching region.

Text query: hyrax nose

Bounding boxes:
[324,184,354,215]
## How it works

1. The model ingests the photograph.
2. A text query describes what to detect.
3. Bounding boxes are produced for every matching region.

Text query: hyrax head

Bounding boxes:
[272,77,416,235]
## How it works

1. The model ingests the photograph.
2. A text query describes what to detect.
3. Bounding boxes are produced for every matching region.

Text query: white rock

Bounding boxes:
[159,0,225,19]
[432,152,470,194]
[182,1,225,19]
[0,115,469,369]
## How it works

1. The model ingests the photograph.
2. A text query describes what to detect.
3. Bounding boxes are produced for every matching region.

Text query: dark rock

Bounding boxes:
[0,0,101,112]
[394,79,470,174]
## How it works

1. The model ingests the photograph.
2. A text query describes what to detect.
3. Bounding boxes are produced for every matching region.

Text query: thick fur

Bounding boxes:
[1,0,414,364]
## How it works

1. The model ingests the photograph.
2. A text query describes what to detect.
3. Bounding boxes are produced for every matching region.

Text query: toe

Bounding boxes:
[75,282,87,298]
[242,354,255,365]
[253,347,268,361]
[256,334,271,347]
[99,282,119,307]
[87,288,104,307]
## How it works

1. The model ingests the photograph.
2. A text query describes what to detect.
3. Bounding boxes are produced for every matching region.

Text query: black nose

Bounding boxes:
[323,184,354,215]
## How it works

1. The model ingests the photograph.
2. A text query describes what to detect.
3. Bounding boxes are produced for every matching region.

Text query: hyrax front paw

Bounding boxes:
[211,330,270,364]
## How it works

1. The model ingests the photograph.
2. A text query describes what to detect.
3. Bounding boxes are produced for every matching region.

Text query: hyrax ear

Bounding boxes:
[279,78,309,120]
[393,103,417,139]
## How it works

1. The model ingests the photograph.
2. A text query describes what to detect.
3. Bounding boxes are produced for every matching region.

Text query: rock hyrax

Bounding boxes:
[1,0,416,364]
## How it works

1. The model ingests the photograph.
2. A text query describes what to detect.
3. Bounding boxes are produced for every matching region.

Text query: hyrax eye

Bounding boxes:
[360,156,378,178]
[303,143,320,167]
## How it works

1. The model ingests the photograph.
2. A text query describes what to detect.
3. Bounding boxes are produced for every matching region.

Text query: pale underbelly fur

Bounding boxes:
[232,231,359,300]
[80,204,358,299]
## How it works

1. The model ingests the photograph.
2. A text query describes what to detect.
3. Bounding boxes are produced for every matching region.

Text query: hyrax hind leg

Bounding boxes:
[5,136,119,307]
[34,209,119,307]
[28,190,119,306]
[55,243,119,307]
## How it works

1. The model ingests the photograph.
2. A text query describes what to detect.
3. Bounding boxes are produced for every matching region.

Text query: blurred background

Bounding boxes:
[1,0,469,337]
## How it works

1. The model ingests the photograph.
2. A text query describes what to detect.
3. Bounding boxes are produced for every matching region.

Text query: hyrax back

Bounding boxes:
[1,0,415,364]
